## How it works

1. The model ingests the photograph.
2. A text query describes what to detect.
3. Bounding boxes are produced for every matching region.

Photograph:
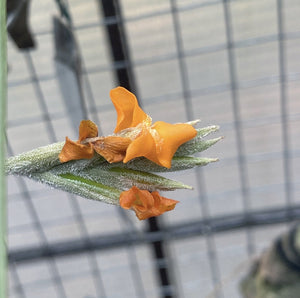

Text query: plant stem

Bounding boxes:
[0,0,7,296]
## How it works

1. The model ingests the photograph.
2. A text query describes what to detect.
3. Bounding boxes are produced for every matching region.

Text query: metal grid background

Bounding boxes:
[6,0,300,297]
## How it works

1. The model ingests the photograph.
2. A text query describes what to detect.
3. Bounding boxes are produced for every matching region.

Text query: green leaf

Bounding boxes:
[5,123,221,208]
[124,156,218,172]
[30,172,121,205]
[107,167,192,191]
[51,165,192,191]
[5,142,64,175]
[196,125,220,138]
[175,137,222,157]
[0,0,7,295]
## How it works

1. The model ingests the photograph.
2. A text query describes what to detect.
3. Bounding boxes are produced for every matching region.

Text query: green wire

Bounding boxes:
[0,0,7,296]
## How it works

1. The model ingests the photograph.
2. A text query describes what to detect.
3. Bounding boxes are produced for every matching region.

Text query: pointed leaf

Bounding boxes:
[30,172,121,205]
[124,156,218,172]
[175,137,222,157]
[5,142,64,175]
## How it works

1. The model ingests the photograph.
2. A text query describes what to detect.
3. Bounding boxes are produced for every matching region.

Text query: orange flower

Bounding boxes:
[110,87,197,168]
[119,186,179,220]
[59,120,131,163]
[93,136,131,163]
[59,87,197,168]
[59,120,98,162]
[110,86,151,133]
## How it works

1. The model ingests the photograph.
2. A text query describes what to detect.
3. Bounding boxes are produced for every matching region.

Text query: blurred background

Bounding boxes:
[6,0,300,297]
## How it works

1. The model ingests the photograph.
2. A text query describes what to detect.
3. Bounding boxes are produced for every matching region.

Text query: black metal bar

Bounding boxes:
[147,217,175,298]
[98,1,175,297]
[99,0,136,92]
[9,205,300,263]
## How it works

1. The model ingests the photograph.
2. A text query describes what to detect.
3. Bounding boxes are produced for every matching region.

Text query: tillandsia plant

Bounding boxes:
[5,87,221,220]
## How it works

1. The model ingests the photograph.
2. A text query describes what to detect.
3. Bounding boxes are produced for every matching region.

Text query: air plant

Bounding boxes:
[6,87,221,220]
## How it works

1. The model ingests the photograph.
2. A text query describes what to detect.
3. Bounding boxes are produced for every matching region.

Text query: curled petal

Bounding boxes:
[110,87,150,133]
[151,191,179,213]
[93,136,131,163]
[120,186,153,210]
[79,120,98,142]
[152,121,197,168]
[119,186,179,220]
[123,128,162,166]
[59,137,94,163]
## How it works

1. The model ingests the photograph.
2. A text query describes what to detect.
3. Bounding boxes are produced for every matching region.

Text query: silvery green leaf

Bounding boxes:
[196,125,219,138]
[106,167,192,191]
[5,124,221,182]
[123,156,218,172]
[5,142,64,175]
[30,172,121,205]
[5,143,107,176]
[51,155,107,174]
[175,137,222,157]
[52,165,192,192]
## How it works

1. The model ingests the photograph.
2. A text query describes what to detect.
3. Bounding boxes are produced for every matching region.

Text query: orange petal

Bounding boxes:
[120,187,155,220]
[59,137,94,163]
[110,87,150,133]
[119,186,153,209]
[152,121,197,168]
[119,186,178,220]
[152,191,179,213]
[78,120,98,142]
[123,128,162,166]
[93,136,131,163]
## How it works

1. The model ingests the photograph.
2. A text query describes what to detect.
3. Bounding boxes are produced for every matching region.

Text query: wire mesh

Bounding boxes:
[6,0,300,297]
